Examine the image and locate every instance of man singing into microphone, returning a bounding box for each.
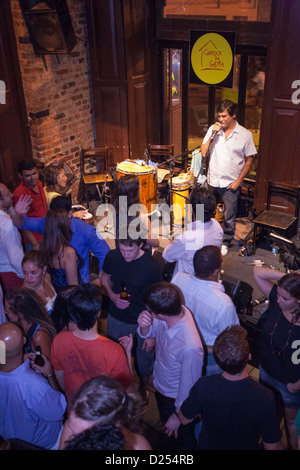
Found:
[201,99,257,256]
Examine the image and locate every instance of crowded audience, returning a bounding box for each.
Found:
[0,168,300,452]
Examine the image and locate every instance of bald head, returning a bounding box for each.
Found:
[0,322,24,362]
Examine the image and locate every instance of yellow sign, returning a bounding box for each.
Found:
[190,32,235,86]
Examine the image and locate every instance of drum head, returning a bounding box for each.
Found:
[172,173,190,188]
[117,161,153,175]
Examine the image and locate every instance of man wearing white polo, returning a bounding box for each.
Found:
[201,99,257,256]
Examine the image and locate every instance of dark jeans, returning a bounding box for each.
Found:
[107,314,154,379]
[155,391,197,450]
[209,185,241,245]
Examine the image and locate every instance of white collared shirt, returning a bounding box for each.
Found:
[172,272,239,347]
[138,306,204,408]
[203,121,257,188]
[0,210,24,278]
[162,218,223,278]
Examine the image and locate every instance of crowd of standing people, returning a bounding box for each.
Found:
[0,99,300,451]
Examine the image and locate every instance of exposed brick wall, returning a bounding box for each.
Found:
[10,0,95,202]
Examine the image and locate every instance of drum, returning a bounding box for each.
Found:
[72,204,94,224]
[117,160,157,214]
[171,173,190,225]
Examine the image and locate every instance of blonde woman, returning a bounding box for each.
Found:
[22,250,56,314]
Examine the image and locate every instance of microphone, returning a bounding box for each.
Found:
[210,129,219,141]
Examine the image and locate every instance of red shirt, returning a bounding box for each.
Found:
[51,331,133,404]
[13,180,47,243]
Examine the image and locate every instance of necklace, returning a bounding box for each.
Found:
[269,311,295,357]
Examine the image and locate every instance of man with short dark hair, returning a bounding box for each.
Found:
[51,284,132,404]
[101,232,162,403]
[12,159,47,250]
[179,325,283,450]
[162,186,223,278]
[137,282,203,449]
[201,99,257,256]
[172,245,239,375]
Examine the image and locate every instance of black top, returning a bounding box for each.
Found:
[102,248,162,324]
[259,285,300,384]
[180,374,282,450]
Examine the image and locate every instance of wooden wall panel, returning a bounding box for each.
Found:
[123,0,157,157]
[0,0,32,188]
[85,0,129,164]
[255,0,300,212]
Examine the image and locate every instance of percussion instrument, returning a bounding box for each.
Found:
[171,173,191,225]
[116,160,157,214]
[72,204,94,224]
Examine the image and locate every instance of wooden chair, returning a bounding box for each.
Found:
[80,147,113,207]
[147,144,174,163]
[253,181,300,251]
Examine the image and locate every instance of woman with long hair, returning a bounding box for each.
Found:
[21,250,56,314]
[43,164,87,219]
[253,266,300,450]
[4,288,56,359]
[59,375,151,450]
[40,208,83,292]
[43,165,68,209]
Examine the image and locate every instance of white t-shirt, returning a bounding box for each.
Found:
[203,121,257,188]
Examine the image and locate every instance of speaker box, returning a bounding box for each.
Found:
[221,273,260,368]
[220,273,253,315]
[19,0,76,54]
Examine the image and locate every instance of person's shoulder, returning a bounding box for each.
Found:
[12,184,25,197]
[52,330,72,345]
[141,250,160,267]
[96,335,124,352]
[63,245,77,258]
[172,271,191,284]
[236,122,254,138]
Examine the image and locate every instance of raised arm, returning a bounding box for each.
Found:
[11,194,32,226]
[253,266,285,299]
[200,122,222,158]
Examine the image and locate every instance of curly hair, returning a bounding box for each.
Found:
[43,165,65,192]
[213,325,250,375]
[63,424,124,450]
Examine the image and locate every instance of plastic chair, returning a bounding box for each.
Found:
[253,181,300,251]
[80,147,113,207]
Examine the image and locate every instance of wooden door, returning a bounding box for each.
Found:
[85,0,129,166]
[254,0,300,212]
[85,0,157,166]
[0,0,32,189]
